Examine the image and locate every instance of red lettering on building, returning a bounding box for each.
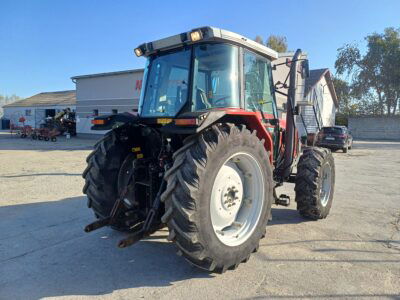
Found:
[135,80,142,90]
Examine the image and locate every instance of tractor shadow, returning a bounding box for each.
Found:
[0,196,211,299]
[269,207,311,225]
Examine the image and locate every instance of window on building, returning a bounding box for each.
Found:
[112,109,118,115]
[93,109,99,116]
[25,109,32,116]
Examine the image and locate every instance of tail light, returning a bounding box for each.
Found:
[91,119,105,125]
[338,134,346,138]
[175,118,198,126]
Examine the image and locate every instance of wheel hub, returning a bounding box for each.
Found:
[222,186,240,209]
[211,164,244,228]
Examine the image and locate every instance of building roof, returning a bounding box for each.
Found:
[3,90,76,108]
[71,68,144,80]
[305,68,338,107]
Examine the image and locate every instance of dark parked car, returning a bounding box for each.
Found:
[316,126,353,153]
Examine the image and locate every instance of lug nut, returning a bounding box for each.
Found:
[244,198,252,206]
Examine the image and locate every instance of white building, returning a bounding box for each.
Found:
[272,52,308,115]
[2,90,76,128]
[271,54,338,137]
[71,69,144,136]
[299,68,338,136]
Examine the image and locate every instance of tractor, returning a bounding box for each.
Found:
[83,27,335,273]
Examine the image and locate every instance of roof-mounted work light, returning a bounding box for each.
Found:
[189,30,203,42]
[134,47,143,57]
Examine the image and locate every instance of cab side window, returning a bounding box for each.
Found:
[243,51,276,115]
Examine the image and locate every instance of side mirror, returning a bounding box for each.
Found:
[301,59,310,79]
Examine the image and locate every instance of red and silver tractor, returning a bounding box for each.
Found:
[83,27,335,273]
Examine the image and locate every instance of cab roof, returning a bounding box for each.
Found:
[137,26,278,61]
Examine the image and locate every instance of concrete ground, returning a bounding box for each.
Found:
[0,131,399,299]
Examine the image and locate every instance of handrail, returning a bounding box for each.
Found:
[300,88,323,134]
[311,89,323,131]
[299,112,309,135]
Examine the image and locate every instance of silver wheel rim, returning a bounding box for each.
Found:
[210,152,264,247]
[320,162,332,207]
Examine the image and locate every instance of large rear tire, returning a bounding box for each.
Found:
[161,123,273,273]
[82,130,131,231]
[295,147,335,220]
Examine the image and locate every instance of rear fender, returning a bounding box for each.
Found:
[161,110,274,162]
[223,112,274,162]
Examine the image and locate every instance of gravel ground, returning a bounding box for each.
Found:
[0,131,399,299]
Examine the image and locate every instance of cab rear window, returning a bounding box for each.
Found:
[322,127,344,134]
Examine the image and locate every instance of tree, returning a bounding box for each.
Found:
[332,77,357,115]
[0,94,21,117]
[254,35,288,53]
[255,35,264,45]
[335,27,400,115]
[266,35,288,53]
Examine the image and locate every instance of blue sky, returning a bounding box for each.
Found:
[1,0,399,98]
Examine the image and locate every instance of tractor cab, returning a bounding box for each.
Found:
[136,27,279,125]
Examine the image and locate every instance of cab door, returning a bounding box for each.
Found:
[243,50,280,158]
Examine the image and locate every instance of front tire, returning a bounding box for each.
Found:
[295,147,335,220]
[161,124,273,273]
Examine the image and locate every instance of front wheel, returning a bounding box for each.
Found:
[295,147,335,220]
[161,123,273,273]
